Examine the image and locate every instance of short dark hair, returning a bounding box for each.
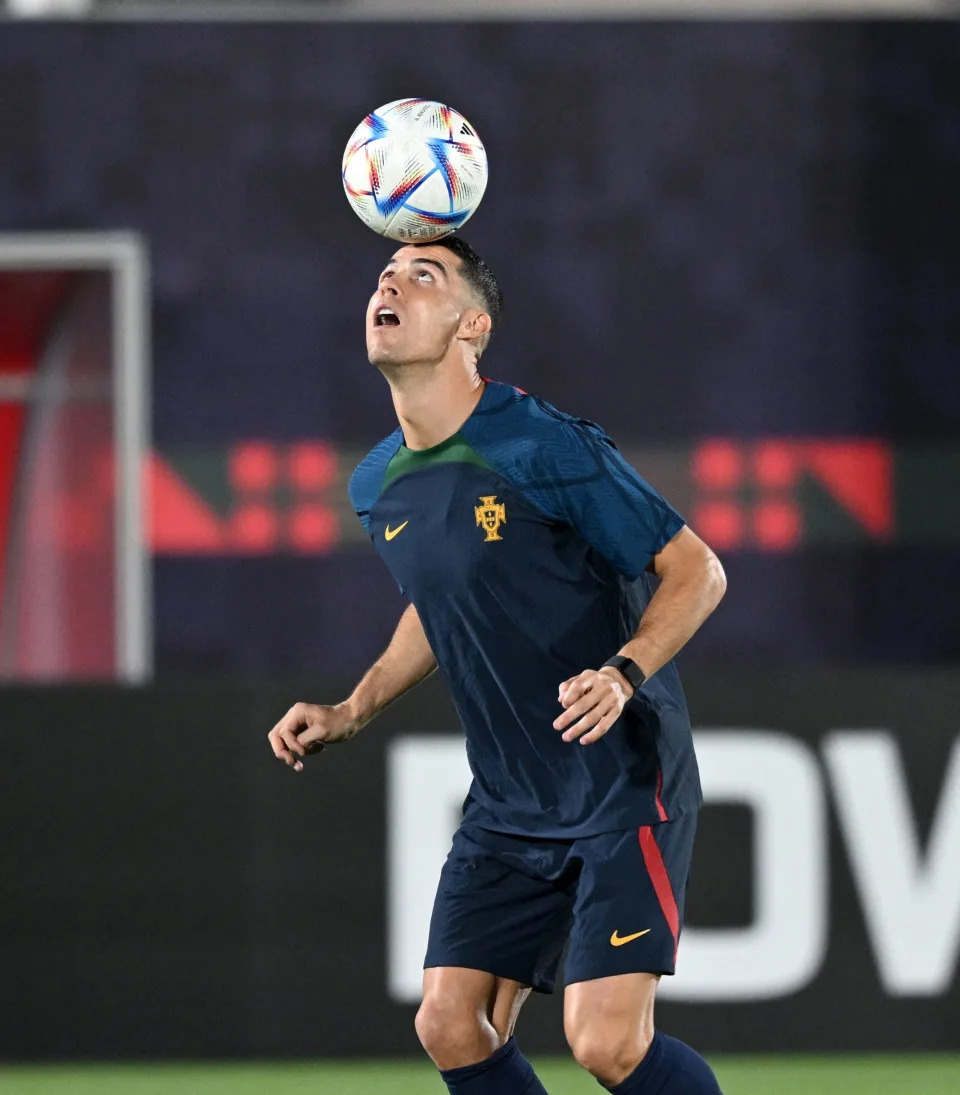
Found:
[417,236,503,336]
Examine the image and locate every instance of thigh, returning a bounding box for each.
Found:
[563,970,658,1044]
[424,825,576,993]
[563,811,698,986]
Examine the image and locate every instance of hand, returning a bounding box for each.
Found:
[267,701,360,773]
[553,667,634,745]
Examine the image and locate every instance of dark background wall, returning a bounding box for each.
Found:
[1,21,959,675]
[2,672,957,1058]
[2,20,959,1061]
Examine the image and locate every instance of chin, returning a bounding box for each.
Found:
[368,345,399,367]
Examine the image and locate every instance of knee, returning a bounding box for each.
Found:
[415,995,491,1067]
[415,995,467,1057]
[566,1023,653,1086]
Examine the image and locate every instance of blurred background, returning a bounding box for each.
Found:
[0,0,958,1092]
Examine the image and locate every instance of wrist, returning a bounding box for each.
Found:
[337,697,366,733]
[598,664,635,699]
[601,654,646,697]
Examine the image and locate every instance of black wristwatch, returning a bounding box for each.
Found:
[602,655,646,694]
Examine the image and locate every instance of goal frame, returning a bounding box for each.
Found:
[0,231,152,683]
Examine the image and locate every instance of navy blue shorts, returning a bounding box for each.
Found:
[424,812,698,992]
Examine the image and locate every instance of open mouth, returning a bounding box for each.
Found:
[374,307,401,327]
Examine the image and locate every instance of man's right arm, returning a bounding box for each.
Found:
[267,602,437,772]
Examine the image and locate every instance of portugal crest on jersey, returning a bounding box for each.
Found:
[475,495,506,541]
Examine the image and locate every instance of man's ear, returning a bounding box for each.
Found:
[457,309,492,343]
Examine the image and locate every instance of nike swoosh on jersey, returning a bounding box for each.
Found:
[384,521,409,541]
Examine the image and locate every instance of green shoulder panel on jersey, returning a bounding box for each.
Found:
[381,432,493,493]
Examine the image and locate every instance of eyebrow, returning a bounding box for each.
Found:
[382,256,448,277]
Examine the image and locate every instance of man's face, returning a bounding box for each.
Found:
[366,244,473,368]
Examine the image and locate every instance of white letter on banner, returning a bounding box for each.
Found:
[387,735,471,1003]
[824,732,960,996]
[661,731,828,1002]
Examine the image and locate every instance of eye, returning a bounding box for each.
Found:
[417,270,434,282]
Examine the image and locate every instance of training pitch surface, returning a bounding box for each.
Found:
[0,1056,957,1094]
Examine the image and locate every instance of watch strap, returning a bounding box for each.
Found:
[602,654,646,691]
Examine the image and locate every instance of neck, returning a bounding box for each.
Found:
[386,361,486,450]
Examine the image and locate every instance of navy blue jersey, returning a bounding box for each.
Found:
[349,381,702,837]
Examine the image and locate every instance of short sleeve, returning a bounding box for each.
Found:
[348,428,403,536]
[528,420,685,579]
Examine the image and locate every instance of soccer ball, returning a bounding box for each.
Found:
[341,98,488,243]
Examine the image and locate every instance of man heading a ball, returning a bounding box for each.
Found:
[268,237,726,1095]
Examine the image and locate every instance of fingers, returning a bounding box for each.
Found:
[578,708,621,745]
[268,703,309,772]
[557,675,588,708]
[559,697,617,742]
[268,735,303,771]
[554,670,626,744]
[279,728,306,771]
[557,676,578,705]
[554,675,599,730]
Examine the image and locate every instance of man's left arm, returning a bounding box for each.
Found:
[554,525,726,744]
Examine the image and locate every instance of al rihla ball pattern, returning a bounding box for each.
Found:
[342,98,488,243]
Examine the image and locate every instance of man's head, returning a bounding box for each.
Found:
[366,236,503,371]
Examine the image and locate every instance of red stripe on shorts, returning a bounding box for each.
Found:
[655,767,669,822]
[639,825,680,960]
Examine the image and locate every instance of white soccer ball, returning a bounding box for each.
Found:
[341,98,488,243]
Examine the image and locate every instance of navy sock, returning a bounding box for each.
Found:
[439,1036,548,1094]
[604,1030,722,1094]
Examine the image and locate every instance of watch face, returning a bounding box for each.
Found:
[606,655,643,687]
[620,659,645,688]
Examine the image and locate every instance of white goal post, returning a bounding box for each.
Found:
[0,231,151,683]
